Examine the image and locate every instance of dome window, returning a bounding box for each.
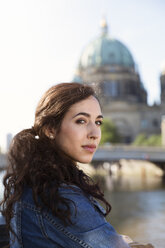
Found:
[109,53,115,59]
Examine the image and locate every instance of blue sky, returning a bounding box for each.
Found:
[0,0,165,151]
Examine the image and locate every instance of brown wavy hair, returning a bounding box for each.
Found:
[0,82,111,236]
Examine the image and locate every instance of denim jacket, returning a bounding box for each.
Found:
[10,185,130,248]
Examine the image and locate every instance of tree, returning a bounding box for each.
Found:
[133,133,147,146]
[100,118,121,145]
[133,133,161,146]
[146,134,161,146]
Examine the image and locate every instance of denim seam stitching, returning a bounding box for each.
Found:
[17,201,23,248]
[36,211,50,240]
[21,202,41,212]
[43,212,92,248]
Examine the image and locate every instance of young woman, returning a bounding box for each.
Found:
[0,82,130,248]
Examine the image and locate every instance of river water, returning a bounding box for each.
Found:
[0,171,165,248]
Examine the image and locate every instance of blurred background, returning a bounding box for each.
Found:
[0,0,165,247]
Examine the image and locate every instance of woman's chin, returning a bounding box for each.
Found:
[77,157,93,164]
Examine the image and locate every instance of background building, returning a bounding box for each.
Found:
[6,133,12,151]
[73,19,164,143]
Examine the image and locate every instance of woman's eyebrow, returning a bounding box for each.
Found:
[72,112,103,119]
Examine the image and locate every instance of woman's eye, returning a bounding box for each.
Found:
[76,119,86,124]
[96,120,102,126]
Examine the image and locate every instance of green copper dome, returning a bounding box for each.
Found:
[79,20,135,69]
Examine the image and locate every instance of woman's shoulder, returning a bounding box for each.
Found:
[58,183,83,194]
[20,184,84,207]
[21,184,82,199]
[20,184,106,219]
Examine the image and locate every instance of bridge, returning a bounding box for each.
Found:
[93,145,165,165]
[92,146,165,174]
[1,145,165,169]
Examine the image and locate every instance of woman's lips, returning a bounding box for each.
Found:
[82,145,96,153]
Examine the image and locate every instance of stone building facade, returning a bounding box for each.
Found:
[73,19,165,143]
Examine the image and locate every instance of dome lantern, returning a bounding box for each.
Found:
[100,17,108,37]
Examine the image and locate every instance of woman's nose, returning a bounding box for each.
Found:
[87,123,101,140]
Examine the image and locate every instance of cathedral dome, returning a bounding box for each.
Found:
[79,20,135,70]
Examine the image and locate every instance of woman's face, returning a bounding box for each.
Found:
[54,96,102,163]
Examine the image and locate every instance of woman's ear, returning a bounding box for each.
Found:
[44,128,56,139]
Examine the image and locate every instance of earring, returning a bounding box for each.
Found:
[49,134,54,139]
